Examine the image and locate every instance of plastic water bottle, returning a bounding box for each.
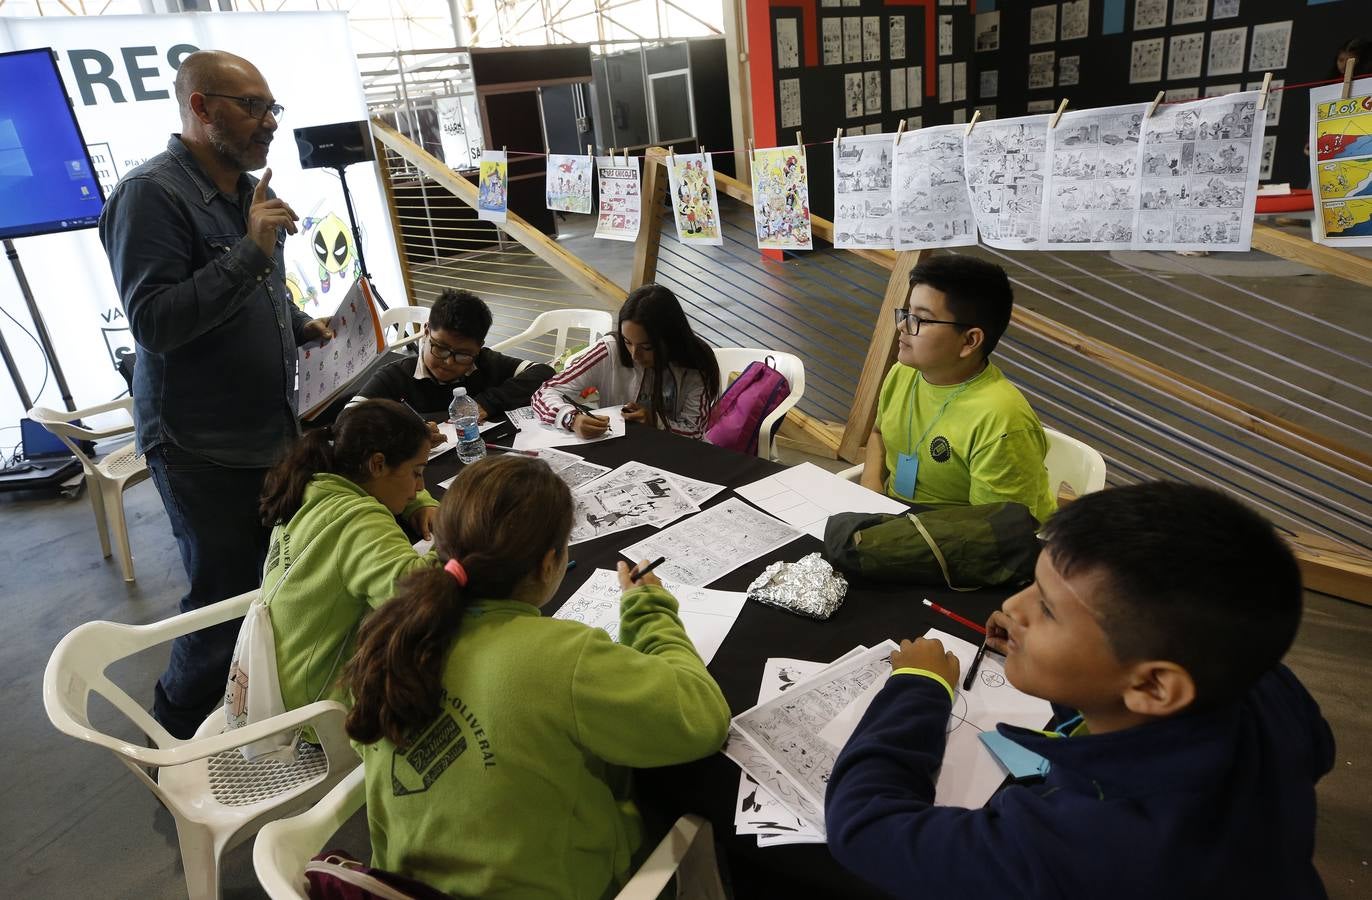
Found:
[449,387,485,465]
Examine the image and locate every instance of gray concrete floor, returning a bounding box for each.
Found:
[3,226,1370,897]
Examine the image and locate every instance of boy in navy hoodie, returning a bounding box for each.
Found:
[825,482,1334,900]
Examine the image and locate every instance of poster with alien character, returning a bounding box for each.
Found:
[296,277,385,419]
[301,211,359,294]
[666,152,724,246]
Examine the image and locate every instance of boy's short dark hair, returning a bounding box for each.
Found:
[908,256,1014,357]
[428,289,492,343]
[1041,482,1302,710]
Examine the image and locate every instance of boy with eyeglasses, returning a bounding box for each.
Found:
[861,255,1056,523]
[351,289,553,438]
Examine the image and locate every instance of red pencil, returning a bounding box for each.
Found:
[922,598,988,636]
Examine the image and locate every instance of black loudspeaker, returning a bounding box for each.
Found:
[293,121,375,170]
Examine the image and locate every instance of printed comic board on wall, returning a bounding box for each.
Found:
[0,12,403,433]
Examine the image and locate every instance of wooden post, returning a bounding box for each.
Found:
[631,147,669,290]
[372,135,418,306]
[1251,223,1372,290]
[837,249,927,463]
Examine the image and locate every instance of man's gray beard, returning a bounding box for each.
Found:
[207,127,251,173]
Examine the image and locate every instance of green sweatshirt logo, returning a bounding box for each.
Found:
[392,713,467,796]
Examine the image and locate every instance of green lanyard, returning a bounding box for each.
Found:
[906,372,973,458]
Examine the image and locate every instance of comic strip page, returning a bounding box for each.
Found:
[476,149,508,223]
[1309,77,1372,246]
[776,18,799,69]
[822,18,841,66]
[1249,20,1292,72]
[667,152,723,246]
[1060,0,1089,41]
[1138,91,1266,251]
[1208,26,1247,77]
[569,461,700,545]
[964,115,1050,249]
[620,497,802,587]
[296,278,383,418]
[833,132,895,248]
[752,145,814,250]
[1043,103,1148,249]
[1130,37,1163,84]
[893,124,978,249]
[546,154,593,214]
[1167,32,1205,81]
[594,155,642,241]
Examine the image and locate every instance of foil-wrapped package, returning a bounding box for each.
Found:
[747,552,848,620]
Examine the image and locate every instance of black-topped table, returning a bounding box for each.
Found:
[426,425,1011,899]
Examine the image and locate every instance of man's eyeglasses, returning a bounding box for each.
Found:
[426,337,477,365]
[893,308,972,335]
[203,93,285,122]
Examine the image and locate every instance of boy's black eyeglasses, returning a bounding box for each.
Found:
[893,308,972,335]
[203,93,285,122]
[426,338,477,365]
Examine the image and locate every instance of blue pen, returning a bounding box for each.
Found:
[566,560,577,572]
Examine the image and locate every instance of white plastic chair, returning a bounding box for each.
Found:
[491,308,615,362]
[379,304,430,352]
[712,347,806,460]
[43,590,359,900]
[1043,426,1107,499]
[28,398,150,582]
[255,764,725,900]
[838,428,1107,501]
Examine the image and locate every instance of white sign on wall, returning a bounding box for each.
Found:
[0,11,404,431]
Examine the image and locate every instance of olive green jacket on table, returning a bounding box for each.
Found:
[360,584,731,900]
[264,473,438,712]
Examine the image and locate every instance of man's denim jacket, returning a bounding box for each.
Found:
[99,135,312,467]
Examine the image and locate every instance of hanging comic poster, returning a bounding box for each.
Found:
[1060,0,1089,41]
[1249,21,1292,72]
[844,72,864,119]
[1214,0,1240,18]
[975,11,1000,52]
[1168,32,1205,82]
[546,153,593,214]
[780,78,802,128]
[822,18,842,66]
[889,15,906,60]
[752,145,813,251]
[476,149,508,223]
[1043,103,1147,250]
[296,278,384,419]
[862,16,881,62]
[980,69,999,99]
[1133,0,1166,31]
[907,66,922,108]
[666,152,723,246]
[843,17,861,65]
[1172,0,1207,26]
[1060,56,1080,87]
[833,132,895,249]
[938,15,953,56]
[865,70,883,115]
[891,67,907,110]
[939,63,953,104]
[1029,4,1056,45]
[776,18,800,70]
[963,115,1050,249]
[1208,26,1247,77]
[1138,91,1266,251]
[954,62,967,103]
[594,155,642,241]
[893,124,978,249]
[1029,51,1056,90]
[1309,76,1372,246]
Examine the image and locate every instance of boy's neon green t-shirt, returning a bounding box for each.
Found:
[876,361,1057,523]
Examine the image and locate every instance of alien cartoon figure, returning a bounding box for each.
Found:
[303,212,360,293]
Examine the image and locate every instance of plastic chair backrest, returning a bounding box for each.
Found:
[1044,427,1107,498]
[379,305,429,351]
[492,308,615,360]
[254,766,367,900]
[27,398,137,472]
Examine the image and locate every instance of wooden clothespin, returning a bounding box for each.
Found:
[835,127,842,150]
[669,145,676,166]
[1342,56,1358,100]
[1257,72,1273,111]
[964,109,981,136]
[747,137,755,158]
[1050,98,1069,129]
[1146,91,1165,118]
[586,143,592,160]
[701,146,707,164]
[895,118,906,144]
[795,130,803,149]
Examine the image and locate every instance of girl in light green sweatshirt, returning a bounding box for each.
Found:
[256,399,439,713]
[342,454,731,900]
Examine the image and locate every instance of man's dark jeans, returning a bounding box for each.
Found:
[147,444,271,739]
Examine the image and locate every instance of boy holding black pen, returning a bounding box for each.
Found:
[825,483,1334,899]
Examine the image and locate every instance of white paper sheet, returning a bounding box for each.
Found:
[569,461,700,545]
[620,497,802,587]
[1042,103,1148,250]
[551,568,745,665]
[295,279,384,418]
[546,153,593,214]
[594,156,642,242]
[964,115,1050,249]
[531,446,611,491]
[822,18,842,66]
[1137,91,1266,251]
[1129,37,1163,84]
[833,132,895,249]
[892,123,979,249]
[1208,26,1247,77]
[509,405,626,451]
[666,152,724,246]
[734,462,907,540]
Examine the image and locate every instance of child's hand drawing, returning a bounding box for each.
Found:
[890,637,960,688]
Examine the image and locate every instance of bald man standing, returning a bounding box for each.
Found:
[99,51,332,738]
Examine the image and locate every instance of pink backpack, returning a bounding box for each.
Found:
[705,357,791,455]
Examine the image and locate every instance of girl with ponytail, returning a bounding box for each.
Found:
[343,454,730,900]
[256,399,438,714]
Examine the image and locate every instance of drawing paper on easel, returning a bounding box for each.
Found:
[296,277,384,419]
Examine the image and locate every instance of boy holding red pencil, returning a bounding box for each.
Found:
[825,482,1333,898]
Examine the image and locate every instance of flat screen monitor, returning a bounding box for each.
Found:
[0,48,105,240]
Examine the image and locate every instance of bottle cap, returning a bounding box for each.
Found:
[452,387,468,398]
